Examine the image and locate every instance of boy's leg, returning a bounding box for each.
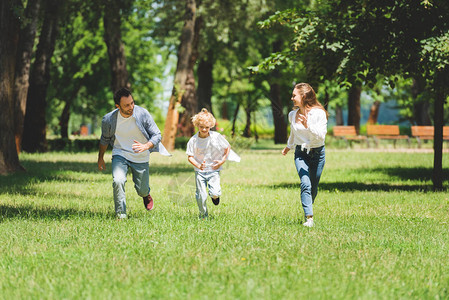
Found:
[112,155,129,217]
[207,171,221,199]
[195,172,209,217]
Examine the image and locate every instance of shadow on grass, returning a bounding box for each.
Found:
[1,160,191,196]
[19,160,191,175]
[263,166,449,192]
[349,166,449,182]
[0,204,112,221]
[269,182,437,192]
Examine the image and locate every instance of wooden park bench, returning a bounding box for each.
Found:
[411,126,449,148]
[332,126,369,148]
[367,124,410,148]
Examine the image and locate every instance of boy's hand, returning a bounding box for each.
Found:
[212,160,224,170]
[199,160,206,170]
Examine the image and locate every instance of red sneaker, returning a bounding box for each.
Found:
[143,194,154,211]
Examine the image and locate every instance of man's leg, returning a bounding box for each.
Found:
[112,155,129,217]
[129,161,152,210]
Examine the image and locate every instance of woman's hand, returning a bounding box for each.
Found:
[282,147,290,156]
[296,112,308,128]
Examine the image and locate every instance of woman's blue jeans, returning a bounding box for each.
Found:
[111,155,150,216]
[294,145,325,217]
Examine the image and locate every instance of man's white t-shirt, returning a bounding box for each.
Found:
[112,112,149,163]
[186,131,231,172]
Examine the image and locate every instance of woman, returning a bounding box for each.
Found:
[282,83,328,227]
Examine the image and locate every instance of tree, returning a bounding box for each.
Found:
[161,0,197,150]
[22,0,63,153]
[0,0,24,174]
[13,0,42,153]
[259,0,449,189]
[103,0,132,92]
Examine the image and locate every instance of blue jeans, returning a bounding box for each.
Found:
[195,171,221,217]
[111,155,150,216]
[294,145,325,217]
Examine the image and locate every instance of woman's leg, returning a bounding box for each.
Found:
[310,146,325,203]
[294,147,313,217]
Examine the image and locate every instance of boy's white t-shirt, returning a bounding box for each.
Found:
[112,112,149,163]
[186,131,231,172]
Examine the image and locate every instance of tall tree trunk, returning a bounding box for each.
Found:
[22,0,61,153]
[162,0,196,150]
[253,111,259,142]
[367,100,381,124]
[347,84,362,134]
[335,104,344,125]
[178,16,202,137]
[412,77,431,125]
[60,101,71,139]
[0,0,24,174]
[432,71,446,190]
[231,102,240,137]
[14,0,42,154]
[60,85,81,139]
[221,102,229,120]
[243,100,252,138]
[269,40,287,144]
[103,0,130,92]
[197,49,213,113]
[269,73,287,144]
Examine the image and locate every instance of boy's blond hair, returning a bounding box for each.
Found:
[191,108,216,128]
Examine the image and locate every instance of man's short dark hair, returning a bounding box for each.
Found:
[114,88,132,105]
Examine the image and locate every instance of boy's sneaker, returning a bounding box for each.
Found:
[118,213,127,220]
[143,194,154,211]
[303,218,314,227]
[212,197,220,205]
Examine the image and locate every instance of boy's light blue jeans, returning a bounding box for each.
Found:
[294,145,325,217]
[112,155,150,216]
[195,171,221,217]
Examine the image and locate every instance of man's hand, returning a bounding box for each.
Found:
[132,140,154,153]
[199,160,206,170]
[282,147,290,156]
[98,157,106,171]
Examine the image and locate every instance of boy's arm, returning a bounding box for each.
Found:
[212,146,230,170]
[188,156,206,170]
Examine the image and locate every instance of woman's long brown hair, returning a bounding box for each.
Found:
[295,83,329,119]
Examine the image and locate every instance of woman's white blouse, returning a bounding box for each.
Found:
[287,108,327,152]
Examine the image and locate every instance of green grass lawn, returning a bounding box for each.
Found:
[0,147,448,299]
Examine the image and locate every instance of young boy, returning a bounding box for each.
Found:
[186,108,235,218]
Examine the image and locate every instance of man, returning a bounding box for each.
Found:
[98,88,162,219]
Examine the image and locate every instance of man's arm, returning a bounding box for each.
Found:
[132,140,154,153]
[98,143,108,171]
[143,109,162,147]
